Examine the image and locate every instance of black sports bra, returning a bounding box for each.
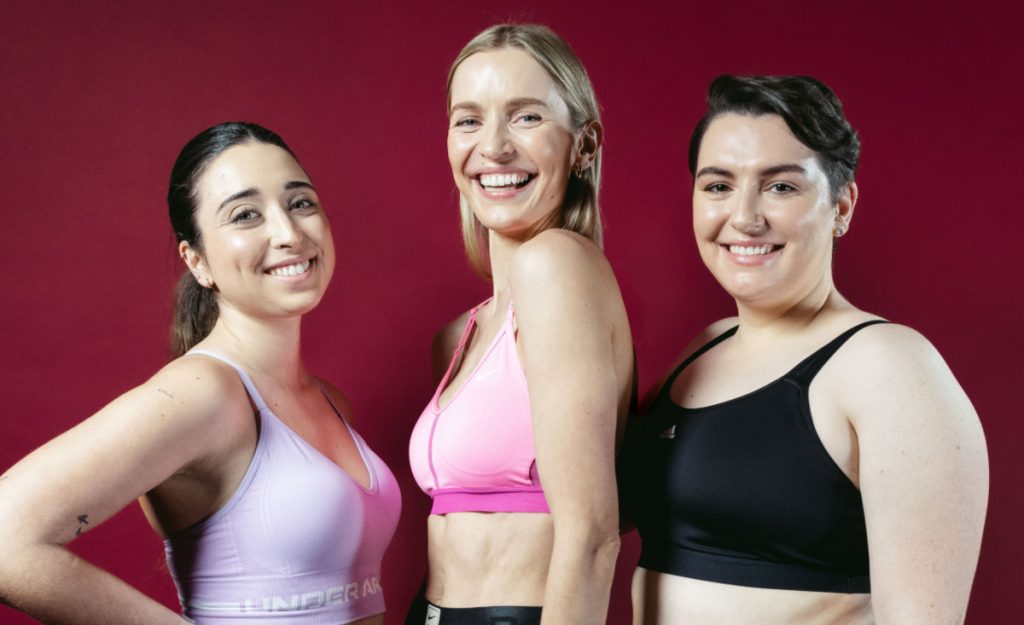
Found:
[621,320,887,593]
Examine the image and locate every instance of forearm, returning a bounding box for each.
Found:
[539,530,620,625]
[0,542,186,625]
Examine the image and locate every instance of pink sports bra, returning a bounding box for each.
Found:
[408,299,549,515]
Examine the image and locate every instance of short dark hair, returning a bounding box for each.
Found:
[688,75,860,202]
[167,122,296,357]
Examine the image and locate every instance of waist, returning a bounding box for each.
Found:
[639,544,869,593]
[427,513,553,606]
[633,568,873,625]
[171,563,386,623]
[430,487,549,515]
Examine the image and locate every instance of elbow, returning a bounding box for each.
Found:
[554,515,621,571]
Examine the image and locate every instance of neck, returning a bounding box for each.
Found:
[487,230,523,302]
[202,303,306,387]
[733,277,850,339]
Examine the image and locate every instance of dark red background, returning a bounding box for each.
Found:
[1,2,1020,623]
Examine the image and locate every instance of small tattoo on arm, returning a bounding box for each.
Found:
[75,514,90,536]
[157,388,174,399]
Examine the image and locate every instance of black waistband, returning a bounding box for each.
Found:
[640,545,870,594]
[425,602,542,625]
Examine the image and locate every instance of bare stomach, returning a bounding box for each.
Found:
[632,568,873,625]
[426,512,553,607]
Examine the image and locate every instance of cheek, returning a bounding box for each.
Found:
[447,133,471,171]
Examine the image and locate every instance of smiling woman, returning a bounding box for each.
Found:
[0,122,401,625]
[406,24,634,625]
[621,76,988,625]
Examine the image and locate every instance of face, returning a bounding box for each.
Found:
[692,114,853,309]
[447,47,581,240]
[183,141,335,320]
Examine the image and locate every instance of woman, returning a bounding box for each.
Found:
[0,122,401,625]
[623,75,989,625]
[407,24,634,625]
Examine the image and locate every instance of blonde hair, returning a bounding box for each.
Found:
[446,23,603,280]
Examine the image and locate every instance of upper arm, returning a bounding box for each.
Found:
[0,357,248,548]
[841,325,988,623]
[510,231,625,532]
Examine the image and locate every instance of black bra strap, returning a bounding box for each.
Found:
[656,326,739,402]
[788,320,890,385]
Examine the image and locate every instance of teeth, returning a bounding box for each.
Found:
[729,244,775,256]
[269,259,311,277]
[479,172,530,188]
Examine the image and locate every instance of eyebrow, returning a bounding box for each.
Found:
[760,164,807,177]
[449,97,551,115]
[694,163,808,179]
[217,181,315,213]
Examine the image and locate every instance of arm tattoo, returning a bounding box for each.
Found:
[75,514,90,536]
[157,388,174,399]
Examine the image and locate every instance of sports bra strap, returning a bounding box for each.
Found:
[658,326,739,402]
[787,320,890,385]
[186,349,268,413]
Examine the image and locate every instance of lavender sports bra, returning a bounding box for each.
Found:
[165,350,402,624]
[408,300,549,515]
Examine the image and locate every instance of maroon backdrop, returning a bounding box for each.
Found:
[1,1,1020,623]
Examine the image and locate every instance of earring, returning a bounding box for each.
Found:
[833,220,848,238]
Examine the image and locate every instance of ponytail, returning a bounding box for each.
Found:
[170,271,219,358]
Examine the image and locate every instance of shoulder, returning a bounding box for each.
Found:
[510,229,610,285]
[672,317,739,368]
[830,322,950,382]
[312,377,356,424]
[509,229,617,309]
[141,354,256,444]
[827,322,979,430]
[643,317,738,406]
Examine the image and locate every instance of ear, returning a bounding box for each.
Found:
[179,240,213,288]
[574,119,604,172]
[834,181,858,235]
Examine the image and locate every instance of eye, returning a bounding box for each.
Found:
[766,181,797,194]
[452,116,481,130]
[230,208,260,224]
[513,112,543,126]
[703,182,731,194]
[290,197,318,212]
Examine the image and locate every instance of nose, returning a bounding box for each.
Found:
[480,121,514,161]
[730,188,767,235]
[266,205,302,247]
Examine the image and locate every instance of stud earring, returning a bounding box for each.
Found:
[833,221,848,238]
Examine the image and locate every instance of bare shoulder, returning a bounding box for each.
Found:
[671,317,739,369]
[830,322,952,382]
[143,354,256,444]
[313,376,355,423]
[642,317,739,406]
[510,228,612,289]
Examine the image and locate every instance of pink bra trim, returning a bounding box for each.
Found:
[409,299,550,515]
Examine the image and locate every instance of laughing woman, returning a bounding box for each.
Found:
[622,76,988,625]
[0,122,401,625]
[407,24,634,625]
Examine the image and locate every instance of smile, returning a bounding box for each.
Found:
[477,172,534,190]
[267,259,312,277]
[727,244,780,256]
